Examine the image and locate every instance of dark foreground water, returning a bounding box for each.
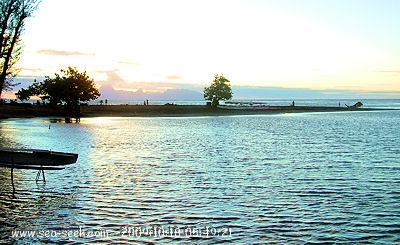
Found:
[1,110,400,244]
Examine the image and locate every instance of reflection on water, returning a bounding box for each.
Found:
[1,111,400,244]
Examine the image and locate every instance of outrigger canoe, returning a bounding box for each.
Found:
[0,148,78,167]
[0,148,78,191]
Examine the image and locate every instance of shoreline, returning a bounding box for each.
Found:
[0,104,397,119]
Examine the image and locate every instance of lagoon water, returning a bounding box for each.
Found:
[1,106,400,244]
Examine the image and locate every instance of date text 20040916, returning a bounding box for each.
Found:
[120,226,232,238]
[10,226,232,240]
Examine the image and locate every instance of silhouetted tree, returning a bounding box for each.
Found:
[16,67,100,116]
[0,0,40,98]
[204,74,233,107]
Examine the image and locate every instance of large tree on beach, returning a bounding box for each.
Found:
[0,0,40,98]
[16,67,100,116]
[204,74,233,107]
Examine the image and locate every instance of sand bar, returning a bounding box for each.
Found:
[0,103,394,119]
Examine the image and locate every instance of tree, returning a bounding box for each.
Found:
[16,67,101,116]
[0,0,40,98]
[204,74,233,107]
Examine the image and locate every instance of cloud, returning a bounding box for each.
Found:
[94,70,202,93]
[118,61,140,66]
[375,70,400,75]
[36,49,95,56]
[165,75,181,79]
[376,70,400,73]
[18,68,44,76]
[19,67,44,73]
[95,70,126,87]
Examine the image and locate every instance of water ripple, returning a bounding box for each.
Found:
[0,111,400,244]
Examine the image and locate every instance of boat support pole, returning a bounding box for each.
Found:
[35,168,46,183]
[42,169,46,182]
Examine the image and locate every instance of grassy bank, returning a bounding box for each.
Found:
[80,104,288,117]
[0,104,65,119]
[0,103,386,120]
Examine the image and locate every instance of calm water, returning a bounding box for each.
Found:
[1,109,400,244]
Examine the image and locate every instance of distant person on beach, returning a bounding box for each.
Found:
[105,99,108,105]
[146,99,149,105]
[291,101,295,107]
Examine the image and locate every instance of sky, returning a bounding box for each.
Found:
[10,0,400,98]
